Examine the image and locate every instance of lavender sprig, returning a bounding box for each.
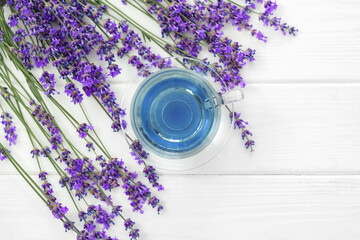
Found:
[231,111,255,151]
[0,112,17,146]
[0,36,161,240]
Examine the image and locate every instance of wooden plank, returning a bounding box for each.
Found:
[238,0,360,83]
[0,175,359,239]
[1,84,359,175]
[195,83,360,174]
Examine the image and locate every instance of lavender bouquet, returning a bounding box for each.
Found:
[0,0,296,239]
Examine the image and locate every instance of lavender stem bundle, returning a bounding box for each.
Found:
[0,45,164,238]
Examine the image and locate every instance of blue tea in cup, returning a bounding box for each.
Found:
[131,68,221,158]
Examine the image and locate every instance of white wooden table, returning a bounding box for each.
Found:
[1,0,360,239]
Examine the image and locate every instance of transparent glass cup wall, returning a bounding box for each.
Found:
[120,57,244,171]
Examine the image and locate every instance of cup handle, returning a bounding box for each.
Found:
[221,89,244,105]
[204,89,244,111]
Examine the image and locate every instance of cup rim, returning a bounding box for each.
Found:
[130,67,222,159]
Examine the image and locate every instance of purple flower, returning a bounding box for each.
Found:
[108,64,122,78]
[77,123,94,138]
[64,83,83,104]
[84,220,96,233]
[270,17,281,31]
[245,138,255,149]
[129,229,140,240]
[39,172,69,220]
[78,211,87,222]
[40,146,51,157]
[130,140,148,165]
[157,205,164,214]
[63,221,73,232]
[57,149,110,204]
[104,18,121,41]
[122,177,151,214]
[87,205,114,230]
[77,231,91,240]
[30,148,40,158]
[148,196,160,208]
[91,231,109,240]
[13,29,26,42]
[0,148,7,161]
[51,204,69,219]
[50,136,62,150]
[1,112,17,146]
[288,26,298,36]
[231,112,255,151]
[31,101,62,150]
[122,119,127,129]
[251,29,268,42]
[111,205,123,218]
[97,158,123,191]
[143,166,164,191]
[8,13,19,27]
[6,0,127,136]
[86,142,95,151]
[124,218,135,231]
[0,87,10,100]
[39,72,58,96]
[264,1,278,15]
[39,171,48,181]
[95,155,106,162]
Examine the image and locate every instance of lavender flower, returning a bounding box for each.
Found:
[231,112,255,151]
[87,205,114,230]
[38,171,48,181]
[8,13,18,27]
[148,196,160,209]
[30,100,62,150]
[251,29,268,42]
[0,87,10,100]
[143,166,164,191]
[129,229,140,240]
[130,140,148,165]
[40,146,51,157]
[111,205,123,218]
[30,148,40,158]
[64,83,83,104]
[39,71,58,96]
[259,1,298,35]
[86,142,95,151]
[0,148,7,161]
[83,220,96,233]
[1,112,17,146]
[122,178,151,214]
[124,218,135,230]
[108,64,122,78]
[157,205,164,214]
[77,123,94,138]
[96,157,155,214]
[63,221,74,232]
[264,1,278,15]
[8,0,127,133]
[38,171,69,219]
[13,29,26,42]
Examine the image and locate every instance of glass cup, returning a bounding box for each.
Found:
[120,57,244,171]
